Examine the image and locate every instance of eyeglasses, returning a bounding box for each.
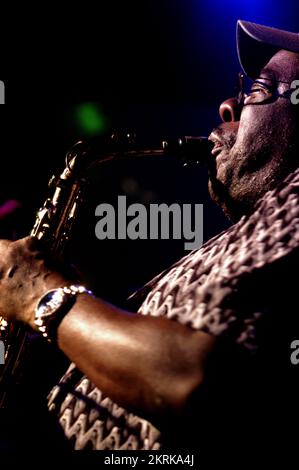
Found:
[237,72,294,106]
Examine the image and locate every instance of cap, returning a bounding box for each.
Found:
[237,20,299,77]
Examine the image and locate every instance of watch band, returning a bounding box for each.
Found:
[34,284,92,342]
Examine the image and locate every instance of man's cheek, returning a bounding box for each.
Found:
[234,115,258,149]
[238,105,262,136]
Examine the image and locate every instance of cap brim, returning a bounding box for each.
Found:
[237,20,299,77]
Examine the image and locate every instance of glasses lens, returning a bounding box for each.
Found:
[238,74,273,104]
[241,75,273,104]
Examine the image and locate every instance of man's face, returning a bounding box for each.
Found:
[208,50,299,221]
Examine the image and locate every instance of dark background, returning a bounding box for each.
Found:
[1,0,299,303]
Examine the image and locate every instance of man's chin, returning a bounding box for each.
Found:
[208,179,220,205]
[208,176,230,207]
[208,178,244,222]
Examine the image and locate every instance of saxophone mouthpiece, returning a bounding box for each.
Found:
[162,136,213,166]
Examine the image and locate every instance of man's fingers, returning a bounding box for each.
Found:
[0,239,13,252]
[0,236,41,254]
[14,236,42,252]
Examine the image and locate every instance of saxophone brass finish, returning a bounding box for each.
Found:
[0,134,212,409]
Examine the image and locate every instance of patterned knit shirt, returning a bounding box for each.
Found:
[47,168,299,450]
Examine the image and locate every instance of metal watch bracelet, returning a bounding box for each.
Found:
[34,285,93,342]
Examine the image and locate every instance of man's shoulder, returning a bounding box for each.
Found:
[137,166,299,310]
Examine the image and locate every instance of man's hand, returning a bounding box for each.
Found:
[0,238,217,426]
[0,236,69,328]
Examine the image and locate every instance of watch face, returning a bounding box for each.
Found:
[36,289,66,319]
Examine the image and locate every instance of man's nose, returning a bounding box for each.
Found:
[219,97,241,122]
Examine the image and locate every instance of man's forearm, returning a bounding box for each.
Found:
[55,292,216,425]
[0,236,216,427]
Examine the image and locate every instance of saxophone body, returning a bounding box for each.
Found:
[0,139,93,409]
[0,134,212,410]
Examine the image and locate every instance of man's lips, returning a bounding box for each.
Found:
[208,132,225,157]
[211,142,224,157]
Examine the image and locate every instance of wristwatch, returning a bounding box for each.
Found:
[34,284,92,342]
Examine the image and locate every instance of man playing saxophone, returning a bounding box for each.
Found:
[0,20,299,465]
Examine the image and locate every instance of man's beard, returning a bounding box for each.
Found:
[208,125,298,222]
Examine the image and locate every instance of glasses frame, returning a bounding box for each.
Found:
[237,72,294,107]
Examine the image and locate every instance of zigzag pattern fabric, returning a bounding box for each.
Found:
[47,168,299,449]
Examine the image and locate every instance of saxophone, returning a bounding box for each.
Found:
[0,133,212,409]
